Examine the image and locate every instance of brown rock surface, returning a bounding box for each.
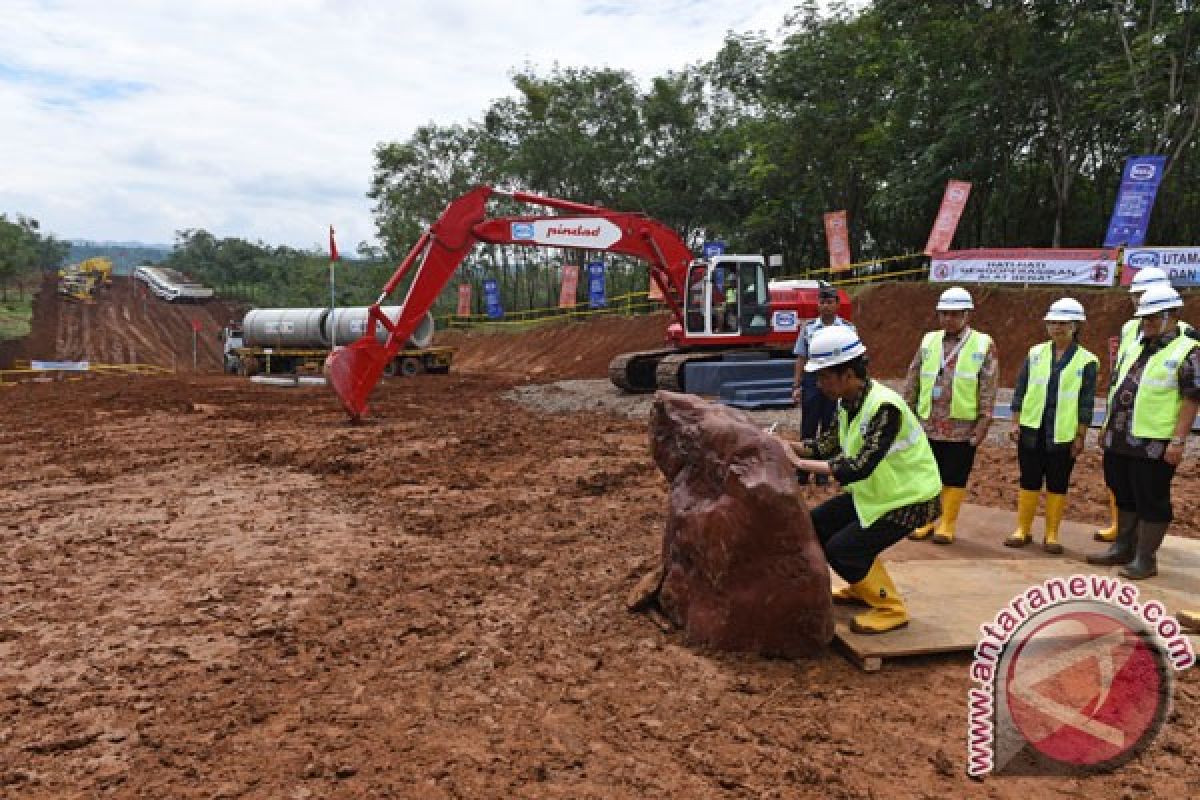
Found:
[649,391,834,657]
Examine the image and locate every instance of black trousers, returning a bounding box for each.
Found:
[1103,450,1176,523]
[800,376,837,440]
[1017,431,1076,494]
[811,492,911,584]
[929,439,977,488]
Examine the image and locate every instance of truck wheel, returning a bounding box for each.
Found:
[400,357,421,377]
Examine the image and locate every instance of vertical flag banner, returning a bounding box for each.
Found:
[483,279,504,319]
[328,225,340,346]
[823,210,851,271]
[1103,155,1168,247]
[559,264,580,308]
[456,284,472,317]
[587,261,606,309]
[925,180,972,254]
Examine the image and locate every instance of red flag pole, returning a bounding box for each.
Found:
[329,225,340,347]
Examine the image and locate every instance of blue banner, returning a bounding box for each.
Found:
[587,261,606,309]
[483,278,504,319]
[1103,155,1167,247]
[703,240,726,258]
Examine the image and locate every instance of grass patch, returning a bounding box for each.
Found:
[0,294,33,341]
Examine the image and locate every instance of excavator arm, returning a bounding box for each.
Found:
[325,185,696,419]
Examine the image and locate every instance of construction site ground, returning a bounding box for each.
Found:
[0,281,1197,798]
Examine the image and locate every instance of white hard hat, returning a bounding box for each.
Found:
[1129,266,1169,294]
[804,326,867,372]
[1044,297,1086,322]
[1134,284,1184,317]
[936,286,974,311]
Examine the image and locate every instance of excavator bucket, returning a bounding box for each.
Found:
[324,336,393,421]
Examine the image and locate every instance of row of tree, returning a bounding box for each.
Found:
[0,215,70,301]
[367,0,1200,315]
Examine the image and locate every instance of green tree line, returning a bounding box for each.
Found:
[0,214,70,301]
[369,0,1200,317]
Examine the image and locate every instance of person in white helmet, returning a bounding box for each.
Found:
[903,286,998,544]
[1087,284,1200,580]
[784,326,941,634]
[1094,266,1191,542]
[1004,298,1098,553]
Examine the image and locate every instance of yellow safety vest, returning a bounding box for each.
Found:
[1019,342,1099,444]
[1119,318,1192,365]
[916,329,992,420]
[839,382,942,527]
[1107,334,1199,439]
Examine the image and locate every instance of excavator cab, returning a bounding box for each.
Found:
[683,257,770,337]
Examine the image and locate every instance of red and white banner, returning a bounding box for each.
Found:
[924,180,972,254]
[456,284,472,316]
[559,264,580,307]
[824,210,851,272]
[930,249,1117,286]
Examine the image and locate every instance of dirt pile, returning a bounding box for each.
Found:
[0,274,245,370]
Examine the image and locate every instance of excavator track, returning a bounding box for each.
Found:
[608,348,676,393]
[655,351,730,393]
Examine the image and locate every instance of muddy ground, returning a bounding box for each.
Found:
[0,283,1197,798]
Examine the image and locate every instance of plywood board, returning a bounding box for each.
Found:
[831,550,1200,671]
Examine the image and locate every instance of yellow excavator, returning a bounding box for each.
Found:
[78,257,114,287]
[57,257,112,303]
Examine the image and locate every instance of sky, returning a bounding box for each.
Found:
[0,0,805,254]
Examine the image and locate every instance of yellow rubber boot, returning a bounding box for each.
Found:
[850,560,909,634]
[1004,489,1039,547]
[1043,492,1067,554]
[832,584,867,606]
[908,520,936,541]
[933,487,966,544]
[1178,610,1200,632]
[1094,490,1119,542]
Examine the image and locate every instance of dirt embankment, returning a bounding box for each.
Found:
[436,284,1179,386]
[0,274,245,370]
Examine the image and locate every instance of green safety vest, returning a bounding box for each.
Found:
[916,329,992,421]
[1118,318,1193,366]
[1107,333,1199,439]
[839,382,942,528]
[1019,342,1099,444]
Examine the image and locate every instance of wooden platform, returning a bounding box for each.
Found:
[831,504,1200,671]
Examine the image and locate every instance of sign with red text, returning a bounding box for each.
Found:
[931,249,1116,286]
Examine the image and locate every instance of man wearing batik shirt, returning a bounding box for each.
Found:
[1088,285,1200,580]
[903,287,998,544]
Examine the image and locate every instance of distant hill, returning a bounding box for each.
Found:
[67,240,174,275]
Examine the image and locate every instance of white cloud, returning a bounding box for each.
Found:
[0,0,800,251]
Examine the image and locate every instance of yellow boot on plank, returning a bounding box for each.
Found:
[1043,492,1067,555]
[1004,489,1039,547]
[1178,610,1200,632]
[933,487,966,544]
[1094,490,1119,542]
[832,584,867,606]
[908,521,936,541]
[849,560,909,634]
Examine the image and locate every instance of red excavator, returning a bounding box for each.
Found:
[326,186,845,419]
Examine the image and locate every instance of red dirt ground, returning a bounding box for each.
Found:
[0,284,1196,798]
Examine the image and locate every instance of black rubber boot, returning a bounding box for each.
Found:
[1087,511,1139,566]
[1119,521,1168,580]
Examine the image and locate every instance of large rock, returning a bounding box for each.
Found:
[646,391,834,657]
